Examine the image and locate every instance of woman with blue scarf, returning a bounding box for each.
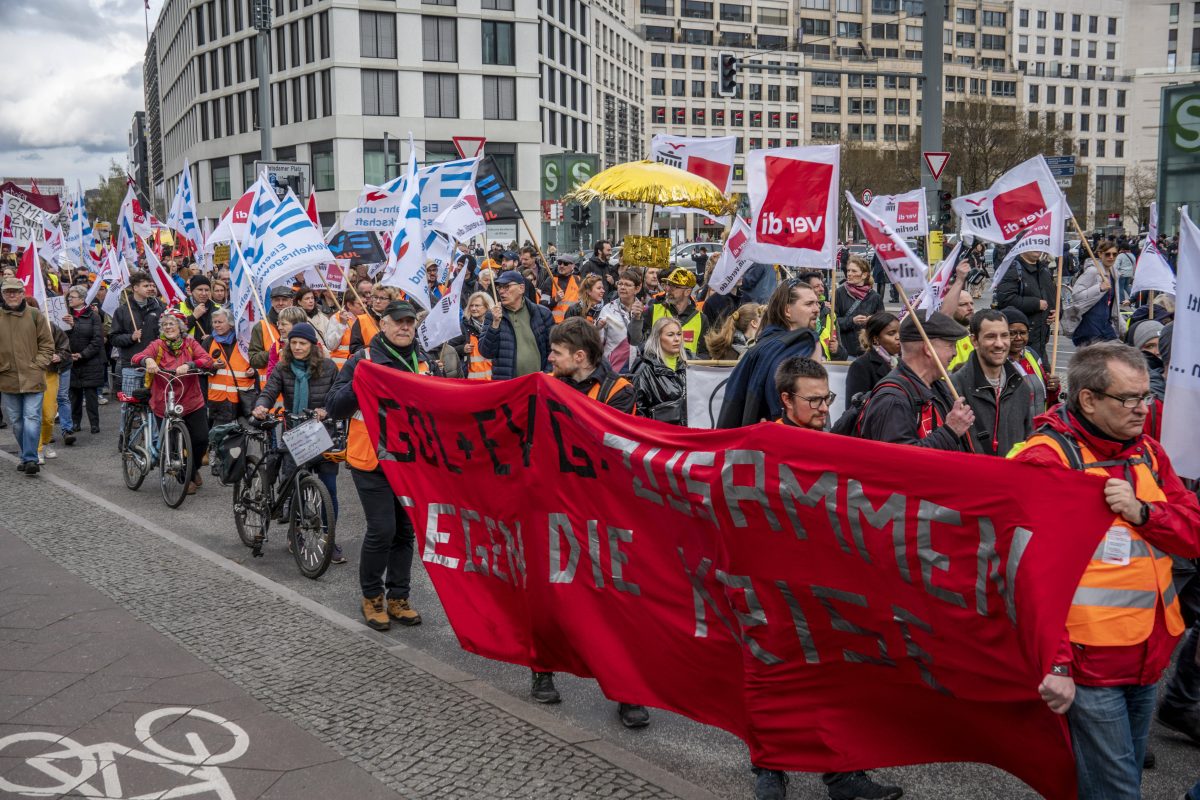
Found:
[253,322,346,565]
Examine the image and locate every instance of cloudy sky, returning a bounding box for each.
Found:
[0,0,149,192]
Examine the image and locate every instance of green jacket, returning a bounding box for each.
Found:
[0,302,55,394]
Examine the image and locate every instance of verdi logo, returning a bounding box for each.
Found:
[1170,93,1200,152]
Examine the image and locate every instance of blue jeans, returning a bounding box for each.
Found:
[1067,683,1157,800]
[1188,779,1200,800]
[1,392,44,463]
[56,367,73,433]
[1118,276,1132,305]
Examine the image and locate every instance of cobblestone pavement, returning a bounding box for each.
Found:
[3,371,1197,799]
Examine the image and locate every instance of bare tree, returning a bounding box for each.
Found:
[1123,164,1157,233]
[938,100,1076,194]
[838,140,921,239]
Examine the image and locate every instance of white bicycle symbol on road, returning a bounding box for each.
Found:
[0,707,249,799]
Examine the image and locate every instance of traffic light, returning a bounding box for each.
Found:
[571,205,582,225]
[580,206,591,226]
[939,191,953,224]
[718,52,740,98]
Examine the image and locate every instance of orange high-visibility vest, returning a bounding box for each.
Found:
[346,350,430,472]
[1017,433,1182,646]
[551,275,580,324]
[206,339,256,403]
[357,313,379,347]
[466,333,492,380]
[586,375,633,412]
[330,325,352,369]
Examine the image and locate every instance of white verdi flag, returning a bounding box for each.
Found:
[205,187,255,247]
[866,188,929,238]
[1161,210,1200,479]
[1130,241,1177,297]
[247,190,335,293]
[746,144,839,267]
[431,187,487,243]
[952,156,1066,258]
[989,223,1062,290]
[846,192,929,296]
[417,265,468,351]
[650,134,736,218]
[144,244,186,307]
[916,241,963,312]
[1148,201,1159,242]
[707,217,754,296]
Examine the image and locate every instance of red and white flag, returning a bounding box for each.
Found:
[650,134,736,194]
[707,217,754,296]
[866,188,928,238]
[846,191,929,296]
[916,241,963,312]
[144,242,185,307]
[1,195,16,246]
[205,187,255,247]
[306,192,320,228]
[16,238,48,311]
[952,156,1066,255]
[746,145,839,267]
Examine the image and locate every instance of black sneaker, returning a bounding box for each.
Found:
[826,771,903,800]
[16,461,27,472]
[1143,747,1156,769]
[63,431,76,446]
[23,462,39,477]
[617,702,650,729]
[530,671,561,704]
[1157,703,1200,746]
[753,769,788,800]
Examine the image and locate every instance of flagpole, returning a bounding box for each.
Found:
[520,216,553,287]
[1050,255,1066,375]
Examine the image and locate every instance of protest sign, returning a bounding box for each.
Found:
[707,217,754,296]
[1161,212,1200,479]
[353,367,1119,800]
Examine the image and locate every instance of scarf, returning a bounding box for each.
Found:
[213,328,237,346]
[289,360,310,414]
[71,305,90,319]
[874,344,898,368]
[305,306,320,319]
[160,335,184,354]
[845,282,871,301]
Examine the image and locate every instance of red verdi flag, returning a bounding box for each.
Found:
[747,144,839,267]
[352,366,1120,800]
[951,156,1066,258]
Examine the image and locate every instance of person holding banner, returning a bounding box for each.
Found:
[855,311,974,451]
[479,270,554,380]
[717,281,820,428]
[833,256,883,358]
[109,271,164,382]
[1012,342,1200,800]
[328,300,440,632]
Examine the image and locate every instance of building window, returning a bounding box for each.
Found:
[837,21,862,38]
[956,8,976,24]
[310,141,334,191]
[1169,3,1179,24]
[651,77,665,95]
[672,78,686,97]
[360,11,397,58]
[693,80,706,97]
[482,76,516,119]
[1088,15,1098,33]
[1029,84,1039,103]
[1046,85,1056,104]
[982,11,1006,27]
[681,0,712,17]
[683,27,714,45]
[488,142,517,189]
[425,141,459,165]
[652,106,665,123]
[1115,141,1124,158]
[640,0,673,14]
[211,158,231,201]
[424,73,458,117]
[757,6,786,24]
[363,141,387,186]
[650,52,665,67]
[801,18,831,37]
[1079,140,1089,157]
[482,0,514,8]
[811,95,840,114]
[1019,8,1028,27]
[423,17,457,62]
[361,69,399,115]
[482,20,514,65]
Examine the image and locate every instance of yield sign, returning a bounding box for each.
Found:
[923,151,950,181]
[453,136,487,159]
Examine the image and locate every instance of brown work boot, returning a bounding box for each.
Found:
[361,595,390,631]
[386,597,422,626]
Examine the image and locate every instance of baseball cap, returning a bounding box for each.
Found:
[270,286,293,299]
[381,300,417,321]
[1,277,24,291]
[495,270,525,287]
[899,310,968,343]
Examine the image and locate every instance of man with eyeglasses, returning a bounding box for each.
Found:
[753,355,904,800]
[1011,341,1200,800]
[349,284,396,353]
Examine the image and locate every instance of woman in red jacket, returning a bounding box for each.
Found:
[132,310,216,494]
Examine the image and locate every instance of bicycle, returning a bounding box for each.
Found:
[231,411,339,579]
[117,367,212,509]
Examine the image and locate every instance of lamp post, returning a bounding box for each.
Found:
[253,0,273,164]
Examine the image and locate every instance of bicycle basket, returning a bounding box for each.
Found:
[121,367,147,395]
[210,424,251,485]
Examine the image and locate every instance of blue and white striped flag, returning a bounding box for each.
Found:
[379,141,430,309]
[167,159,207,270]
[343,153,480,232]
[247,189,335,294]
[227,233,259,353]
[63,182,96,268]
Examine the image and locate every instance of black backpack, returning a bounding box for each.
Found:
[829,376,924,438]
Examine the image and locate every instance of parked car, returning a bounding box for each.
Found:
[672,241,718,272]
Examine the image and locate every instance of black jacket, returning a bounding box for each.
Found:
[65,307,107,388]
[255,357,339,413]
[556,359,635,414]
[994,257,1055,361]
[631,352,687,425]
[949,355,1032,456]
[327,334,441,423]
[580,255,617,294]
[845,347,893,401]
[856,360,967,452]
[109,295,164,364]
[833,285,884,357]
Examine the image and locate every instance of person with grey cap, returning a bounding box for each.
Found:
[248,285,295,369]
[855,310,975,451]
[0,276,55,474]
[1132,320,1165,400]
[479,270,553,380]
[950,309,1032,457]
[328,300,441,631]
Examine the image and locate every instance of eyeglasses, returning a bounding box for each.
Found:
[787,392,837,409]
[1100,252,1118,258]
[1095,391,1155,409]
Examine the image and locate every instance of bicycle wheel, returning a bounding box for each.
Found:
[289,472,336,579]
[233,456,271,550]
[159,418,193,509]
[120,411,149,491]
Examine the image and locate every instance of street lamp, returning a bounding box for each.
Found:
[253,0,272,163]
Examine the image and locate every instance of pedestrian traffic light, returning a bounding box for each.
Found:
[718,52,740,98]
[940,191,953,224]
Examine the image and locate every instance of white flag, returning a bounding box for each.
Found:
[1130,241,1176,297]
[206,187,255,248]
[144,243,186,306]
[417,265,468,351]
[916,241,963,313]
[379,142,431,309]
[1160,210,1200,479]
[990,218,1065,290]
[247,190,335,293]
[952,156,1066,261]
[650,134,736,219]
[707,217,754,296]
[746,145,839,267]
[432,188,487,243]
[846,191,929,296]
[866,188,929,238]
[343,156,480,232]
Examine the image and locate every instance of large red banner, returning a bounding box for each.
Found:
[354,366,1117,800]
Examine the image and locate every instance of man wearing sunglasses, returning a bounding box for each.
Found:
[1012,341,1200,800]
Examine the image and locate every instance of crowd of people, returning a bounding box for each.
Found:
[1,231,1197,800]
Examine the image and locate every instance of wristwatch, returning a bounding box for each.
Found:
[1051,664,1071,677]
[1138,502,1152,527]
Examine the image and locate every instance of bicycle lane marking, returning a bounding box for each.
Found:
[0,707,248,799]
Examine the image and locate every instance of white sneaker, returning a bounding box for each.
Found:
[44,446,57,459]
[37,451,45,465]
[98,395,109,405]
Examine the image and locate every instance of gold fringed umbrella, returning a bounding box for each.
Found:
[561,160,734,217]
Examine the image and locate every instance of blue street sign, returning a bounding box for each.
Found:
[1045,155,1076,177]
